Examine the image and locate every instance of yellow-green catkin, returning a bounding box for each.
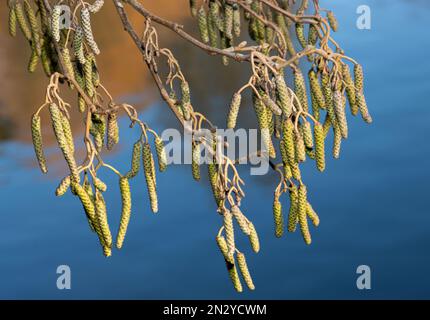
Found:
[308,23,318,45]
[107,113,119,150]
[357,91,372,123]
[73,26,86,65]
[294,69,309,113]
[181,81,192,120]
[306,202,320,227]
[95,191,112,255]
[84,56,94,97]
[198,6,209,43]
[295,23,307,48]
[314,122,326,172]
[327,11,338,32]
[143,142,158,213]
[28,49,39,73]
[207,11,219,48]
[208,162,222,207]
[94,176,107,192]
[192,142,201,181]
[253,93,275,158]
[248,222,260,253]
[275,74,292,117]
[301,121,314,148]
[51,5,61,42]
[155,136,167,172]
[216,235,234,264]
[287,184,298,232]
[61,48,75,81]
[223,209,235,259]
[227,263,243,293]
[333,90,348,139]
[224,4,234,39]
[233,5,241,37]
[308,69,325,109]
[72,182,97,228]
[209,0,221,31]
[24,0,41,56]
[273,193,284,238]
[231,205,251,236]
[31,114,48,173]
[189,0,198,17]
[354,64,364,92]
[282,118,296,168]
[116,177,131,249]
[332,123,342,159]
[236,252,255,290]
[298,184,311,245]
[342,64,358,115]
[61,112,75,155]
[15,2,32,40]
[9,6,17,37]
[56,176,71,196]
[294,129,306,163]
[126,141,142,179]
[81,7,100,55]
[227,92,241,129]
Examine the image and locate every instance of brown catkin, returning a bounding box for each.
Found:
[198,6,209,43]
[223,209,235,259]
[227,263,243,293]
[216,235,234,264]
[231,206,251,236]
[154,136,167,172]
[287,185,299,232]
[55,176,71,196]
[333,90,348,139]
[237,252,255,290]
[142,142,158,213]
[107,113,119,150]
[248,222,260,253]
[294,69,309,113]
[31,114,48,173]
[273,194,284,238]
[298,184,311,245]
[262,94,282,116]
[314,122,326,172]
[327,11,338,32]
[227,92,241,129]
[116,177,131,249]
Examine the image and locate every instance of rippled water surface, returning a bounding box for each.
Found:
[0,0,429,299]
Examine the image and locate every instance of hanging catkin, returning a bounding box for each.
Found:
[89,0,105,13]
[224,4,234,39]
[262,94,282,116]
[192,142,201,181]
[314,122,325,172]
[275,74,292,117]
[27,49,39,73]
[95,191,112,253]
[51,5,61,42]
[55,176,71,196]
[227,263,243,293]
[94,177,107,192]
[342,64,358,115]
[31,113,48,173]
[231,205,251,236]
[295,23,307,48]
[72,182,97,228]
[306,202,320,227]
[181,81,192,120]
[60,112,75,155]
[143,142,158,213]
[327,11,338,32]
[107,113,119,150]
[227,92,241,129]
[356,92,373,124]
[282,119,296,168]
[84,56,95,97]
[116,177,131,249]
[301,121,314,148]
[333,90,348,139]
[9,6,17,37]
[155,136,167,172]
[126,141,142,179]
[73,26,86,65]
[294,129,306,163]
[15,2,32,40]
[236,252,255,290]
[308,70,325,109]
[24,0,41,56]
[198,6,209,43]
[298,184,311,245]
[223,209,235,259]
[61,48,75,81]
[248,222,260,253]
[354,64,364,92]
[216,235,234,264]
[294,69,309,112]
[333,124,342,159]
[189,0,198,17]
[233,5,241,37]
[273,193,284,238]
[81,7,100,55]
[287,185,298,232]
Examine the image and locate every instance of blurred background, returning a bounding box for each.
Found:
[0,0,429,299]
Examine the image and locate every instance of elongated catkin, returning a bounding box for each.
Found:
[31,113,48,173]
[237,252,255,290]
[116,177,131,249]
[143,142,158,213]
[298,184,311,245]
